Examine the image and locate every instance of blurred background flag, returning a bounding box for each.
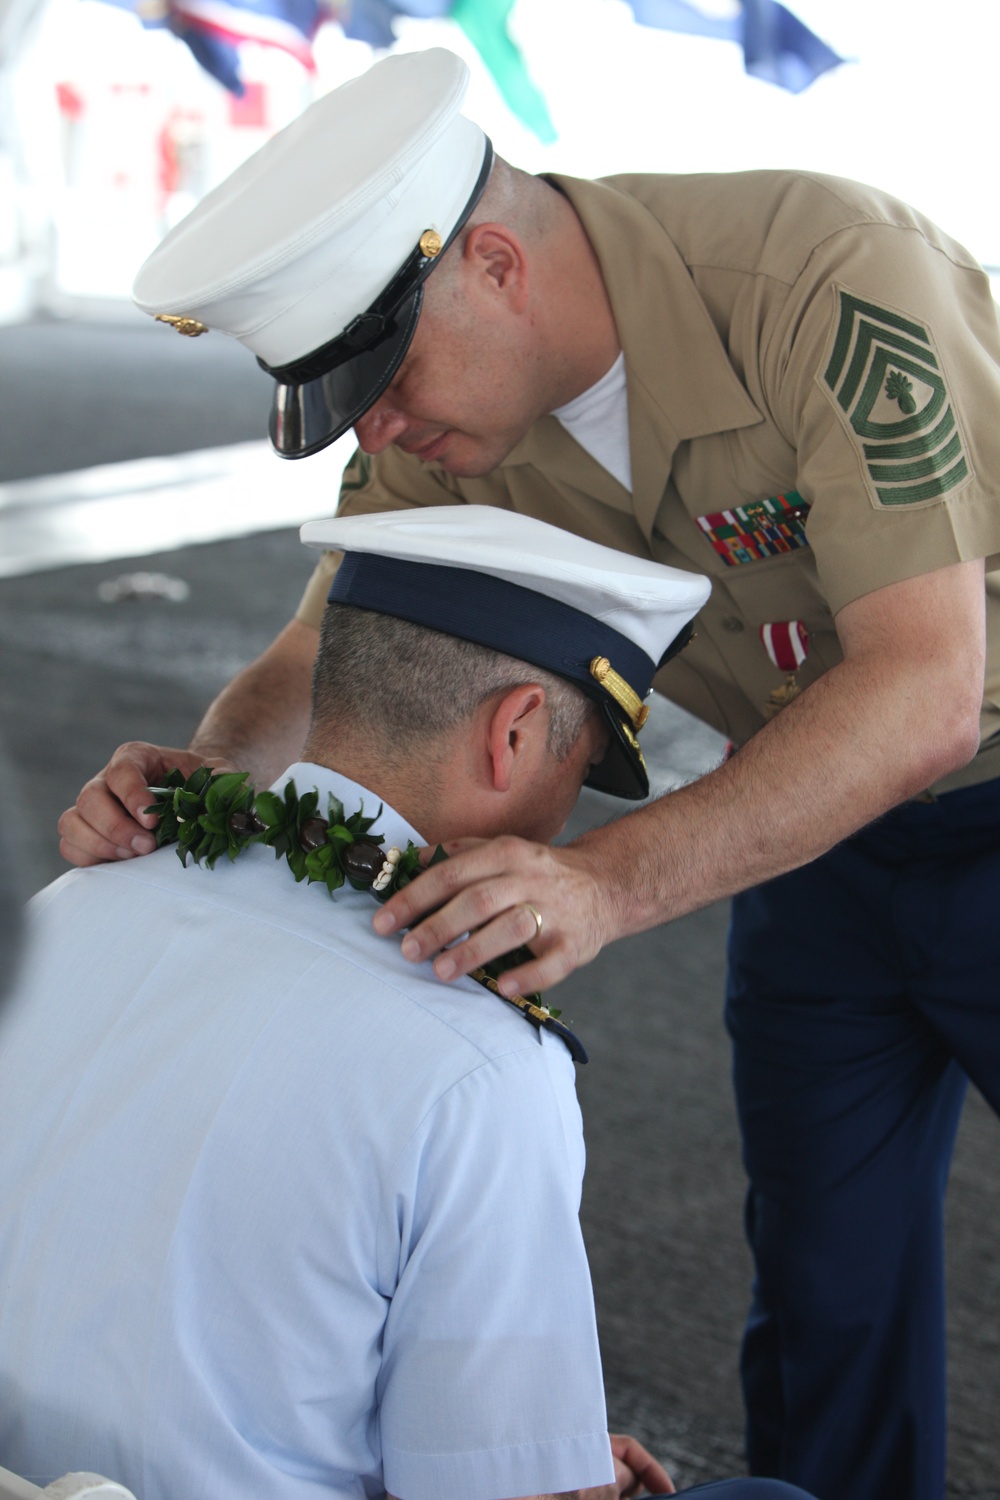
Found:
[97,0,321,93]
[170,21,244,92]
[624,0,845,92]
[328,0,450,48]
[98,0,554,136]
[332,0,555,142]
[91,0,841,127]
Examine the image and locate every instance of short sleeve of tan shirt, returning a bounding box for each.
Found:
[763,212,1000,614]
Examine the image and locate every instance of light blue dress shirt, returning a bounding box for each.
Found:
[0,765,614,1500]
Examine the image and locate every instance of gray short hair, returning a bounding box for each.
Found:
[312,603,595,761]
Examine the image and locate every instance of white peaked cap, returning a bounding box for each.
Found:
[302,507,712,799]
[132,49,492,458]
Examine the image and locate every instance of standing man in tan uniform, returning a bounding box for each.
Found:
[60,48,1000,1500]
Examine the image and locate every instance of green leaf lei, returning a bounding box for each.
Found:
[147,765,420,900]
[144,770,581,1051]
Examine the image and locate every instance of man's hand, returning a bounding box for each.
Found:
[57,743,233,868]
[374,560,986,993]
[58,617,320,869]
[372,835,618,998]
[610,1432,674,1496]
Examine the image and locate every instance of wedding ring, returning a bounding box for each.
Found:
[518,902,543,939]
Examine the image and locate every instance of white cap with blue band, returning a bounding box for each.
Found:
[301,506,712,799]
[132,49,491,460]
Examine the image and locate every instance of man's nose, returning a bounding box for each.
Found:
[354,397,408,454]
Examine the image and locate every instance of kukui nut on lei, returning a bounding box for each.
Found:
[146,767,587,1063]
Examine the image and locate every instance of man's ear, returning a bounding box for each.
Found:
[485,683,548,792]
[463,223,529,311]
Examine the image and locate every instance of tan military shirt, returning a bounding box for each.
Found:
[298,170,1000,791]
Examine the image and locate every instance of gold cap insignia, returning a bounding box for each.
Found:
[619,720,648,771]
[419,229,443,258]
[590,656,650,732]
[155,314,209,337]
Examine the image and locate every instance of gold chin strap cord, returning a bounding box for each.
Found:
[589,656,650,731]
[155,314,209,337]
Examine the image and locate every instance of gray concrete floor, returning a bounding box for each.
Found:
[1,316,998,1496]
[0,306,273,482]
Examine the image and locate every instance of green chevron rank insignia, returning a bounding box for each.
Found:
[339,448,373,495]
[822,290,970,507]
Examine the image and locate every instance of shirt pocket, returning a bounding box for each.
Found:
[715,550,843,683]
[718,548,833,627]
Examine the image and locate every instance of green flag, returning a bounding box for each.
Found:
[452,0,557,143]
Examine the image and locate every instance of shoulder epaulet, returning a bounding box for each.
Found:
[469,967,588,1065]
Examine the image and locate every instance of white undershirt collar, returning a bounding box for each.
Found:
[550,351,631,493]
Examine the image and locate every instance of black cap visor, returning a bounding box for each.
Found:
[584,617,695,799]
[264,138,494,460]
[585,707,649,801]
[269,285,423,459]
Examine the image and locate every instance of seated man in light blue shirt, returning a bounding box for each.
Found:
[0,509,810,1500]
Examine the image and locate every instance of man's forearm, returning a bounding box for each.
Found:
[378,558,986,996]
[589,558,985,940]
[583,642,979,942]
[188,619,319,787]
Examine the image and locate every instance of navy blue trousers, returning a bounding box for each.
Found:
[725,775,1000,1500]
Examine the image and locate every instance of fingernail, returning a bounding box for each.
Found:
[400,935,419,960]
[131,834,156,855]
[435,955,456,980]
[115,847,135,861]
[498,976,517,997]
[373,910,395,934]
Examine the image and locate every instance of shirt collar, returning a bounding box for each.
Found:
[273,763,425,854]
[508,173,763,540]
[550,349,626,421]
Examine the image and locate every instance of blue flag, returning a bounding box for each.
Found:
[741,0,844,91]
[176,22,245,92]
[625,0,845,92]
[625,0,737,40]
[337,0,451,49]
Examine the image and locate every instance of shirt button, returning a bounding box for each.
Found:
[721,615,745,633]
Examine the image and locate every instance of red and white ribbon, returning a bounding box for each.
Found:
[759,620,809,674]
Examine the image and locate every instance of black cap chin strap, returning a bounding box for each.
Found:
[258,139,496,389]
